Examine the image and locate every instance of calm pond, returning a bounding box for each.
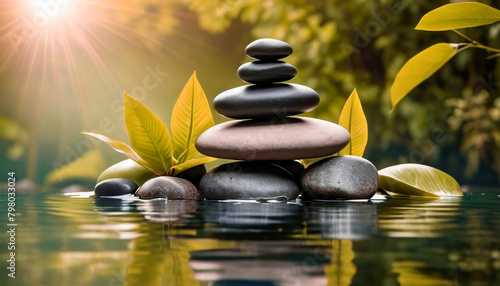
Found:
[1,189,499,286]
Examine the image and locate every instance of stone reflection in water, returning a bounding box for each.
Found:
[135,199,203,223]
[201,201,303,236]
[94,197,138,213]
[307,202,378,239]
[189,241,330,285]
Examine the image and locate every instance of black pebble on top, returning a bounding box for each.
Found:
[245,38,293,60]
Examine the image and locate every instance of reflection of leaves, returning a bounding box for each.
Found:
[97,159,156,186]
[339,89,367,157]
[379,164,463,197]
[172,72,214,164]
[391,43,458,111]
[324,240,356,286]
[128,223,235,286]
[415,2,500,31]
[44,148,107,186]
[125,92,173,174]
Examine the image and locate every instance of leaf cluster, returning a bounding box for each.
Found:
[391,2,500,109]
[83,72,217,182]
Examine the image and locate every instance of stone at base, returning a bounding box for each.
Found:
[94,178,138,197]
[135,176,203,200]
[199,161,301,200]
[301,156,379,200]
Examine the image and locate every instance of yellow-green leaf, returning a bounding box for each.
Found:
[415,2,500,31]
[391,43,458,110]
[171,72,214,164]
[44,148,107,186]
[125,92,173,174]
[97,159,157,186]
[169,157,218,176]
[339,89,368,157]
[379,164,463,197]
[82,131,159,175]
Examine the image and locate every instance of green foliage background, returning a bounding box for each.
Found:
[1,0,499,186]
[181,0,500,185]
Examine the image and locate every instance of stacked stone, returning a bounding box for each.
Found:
[195,39,353,200]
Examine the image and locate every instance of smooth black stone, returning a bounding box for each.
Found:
[213,83,319,119]
[237,61,297,84]
[94,178,138,197]
[199,161,301,200]
[301,156,379,200]
[135,176,203,200]
[176,164,207,188]
[246,38,293,60]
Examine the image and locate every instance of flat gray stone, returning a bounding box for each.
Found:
[245,38,293,60]
[237,61,297,84]
[213,83,319,119]
[301,156,379,200]
[135,176,203,200]
[199,161,301,200]
[195,117,350,160]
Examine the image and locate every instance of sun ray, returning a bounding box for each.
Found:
[1,0,212,181]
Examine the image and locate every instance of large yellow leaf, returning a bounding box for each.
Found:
[97,159,157,186]
[82,131,159,175]
[171,72,214,164]
[379,164,463,197]
[125,92,173,174]
[44,148,107,186]
[415,2,500,31]
[169,156,218,176]
[391,43,458,111]
[339,89,368,157]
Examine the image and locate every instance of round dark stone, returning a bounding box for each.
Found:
[237,61,297,84]
[199,161,301,200]
[135,176,203,200]
[301,156,379,200]
[246,38,293,60]
[213,83,319,119]
[94,178,138,197]
[175,164,207,188]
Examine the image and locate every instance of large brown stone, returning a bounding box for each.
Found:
[195,117,350,160]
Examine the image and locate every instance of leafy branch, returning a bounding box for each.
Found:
[391,2,500,110]
[83,72,217,181]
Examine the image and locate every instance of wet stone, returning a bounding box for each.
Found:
[213,83,319,119]
[135,176,203,200]
[301,156,379,200]
[237,61,297,84]
[245,38,293,60]
[94,178,138,197]
[199,161,301,200]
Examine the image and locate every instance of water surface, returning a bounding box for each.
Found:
[1,189,499,286]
